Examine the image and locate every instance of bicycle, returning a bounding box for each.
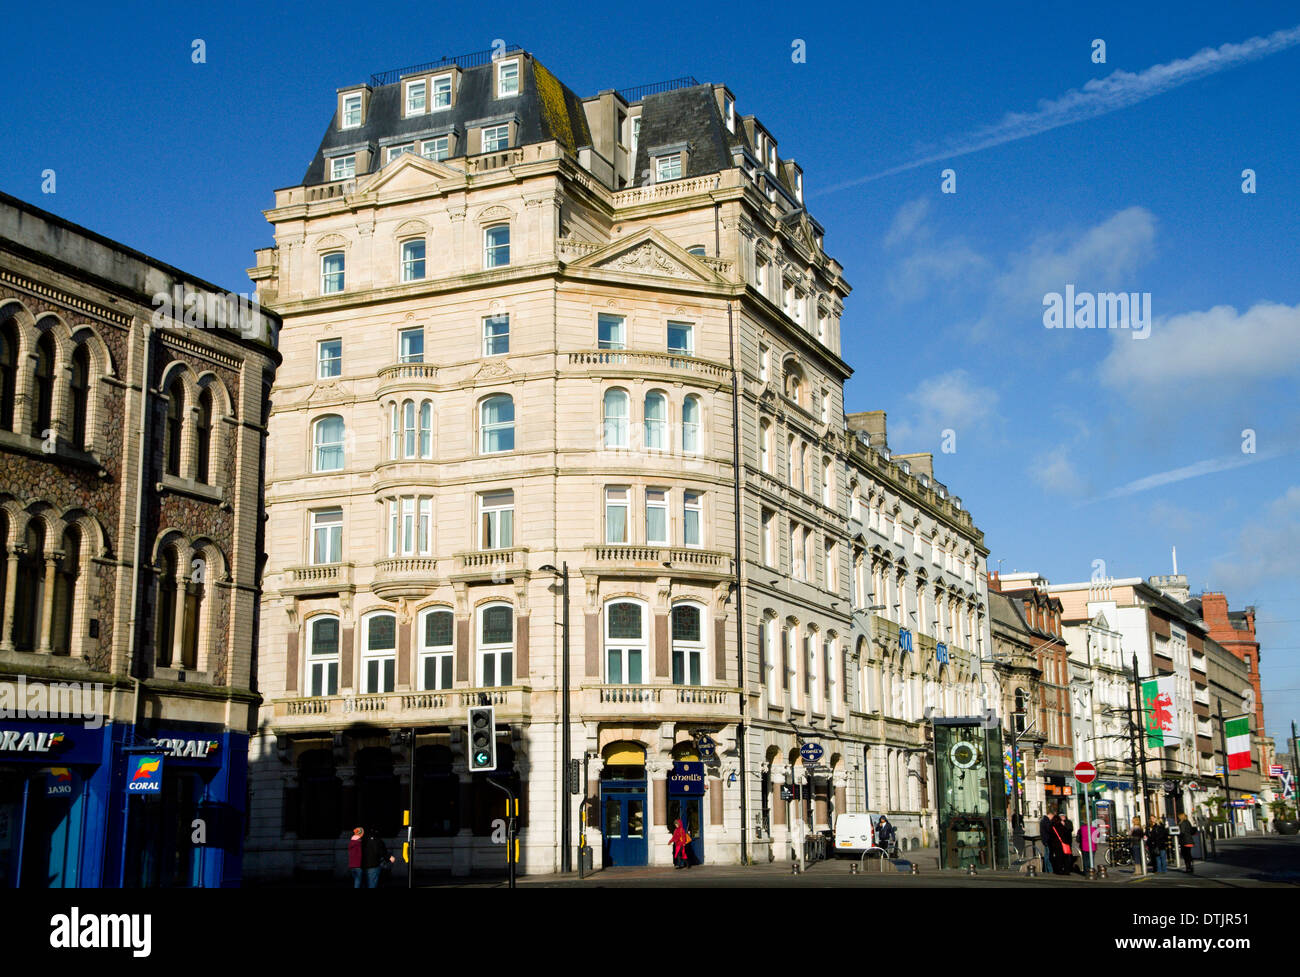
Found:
[1104,842,1133,867]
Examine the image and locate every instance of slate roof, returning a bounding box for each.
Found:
[631,84,735,183]
[301,53,592,186]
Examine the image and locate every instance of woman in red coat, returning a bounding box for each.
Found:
[671,819,692,869]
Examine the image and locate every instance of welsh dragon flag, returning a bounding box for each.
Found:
[1225,715,1251,771]
[1141,676,1179,748]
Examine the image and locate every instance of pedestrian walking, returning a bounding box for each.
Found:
[1129,817,1145,871]
[348,826,366,888]
[671,818,692,869]
[1177,813,1198,874]
[361,827,395,887]
[875,815,897,856]
[1038,813,1054,873]
[1062,813,1080,874]
[1079,821,1096,872]
[1146,817,1169,873]
[1048,814,1072,875]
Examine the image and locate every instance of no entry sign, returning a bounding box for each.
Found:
[1074,761,1097,784]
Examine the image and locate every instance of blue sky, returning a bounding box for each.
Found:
[4,1,1298,745]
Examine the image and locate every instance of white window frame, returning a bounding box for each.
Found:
[405,79,427,116]
[644,390,668,451]
[479,394,515,454]
[313,415,345,472]
[306,614,340,697]
[483,314,509,356]
[317,338,342,379]
[417,607,454,691]
[605,487,629,544]
[645,488,669,545]
[401,239,426,282]
[667,321,694,357]
[482,124,510,152]
[484,224,510,268]
[479,490,515,550]
[330,154,356,181]
[671,601,707,686]
[656,153,682,182]
[759,344,770,382]
[310,508,343,565]
[759,419,771,473]
[604,599,647,685]
[320,252,345,294]
[683,490,703,548]
[399,327,424,363]
[496,59,520,98]
[762,508,776,566]
[421,136,450,161]
[603,388,629,449]
[598,313,626,350]
[682,395,701,454]
[341,93,362,129]
[477,602,514,687]
[360,611,397,694]
[431,74,452,110]
[386,143,416,163]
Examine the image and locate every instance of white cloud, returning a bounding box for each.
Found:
[891,370,999,447]
[1031,445,1087,496]
[1099,301,1300,391]
[816,24,1300,195]
[1210,485,1300,593]
[884,197,932,249]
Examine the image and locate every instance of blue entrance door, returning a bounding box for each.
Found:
[600,783,647,866]
[667,796,704,865]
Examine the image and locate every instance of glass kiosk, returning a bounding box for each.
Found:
[933,718,1008,870]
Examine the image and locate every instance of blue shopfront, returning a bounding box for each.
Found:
[112,725,248,888]
[0,721,122,888]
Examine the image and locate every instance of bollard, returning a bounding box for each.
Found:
[967,864,977,876]
[910,863,919,875]
[849,862,858,875]
[1026,863,1037,877]
[1098,865,1108,879]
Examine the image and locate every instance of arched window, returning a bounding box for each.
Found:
[164,381,184,477]
[604,600,645,685]
[70,344,90,451]
[14,520,46,652]
[403,399,416,457]
[480,395,514,453]
[1014,687,1028,735]
[0,512,8,634]
[307,614,340,696]
[32,332,55,439]
[362,611,397,693]
[313,415,345,471]
[419,400,432,457]
[759,419,771,473]
[602,388,628,449]
[195,388,213,483]
[671,602,705,686]
[682,395,701,453]
[0,318,17,431]
[418,608,454,690]
[787,435,797,486]
[478,603,514,687]
[644,391,667,450]
[822,457,833,506]
[154,547,178,667]
[182,553,204,669]
[51,525,80,655]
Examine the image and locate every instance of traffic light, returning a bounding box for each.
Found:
[467,706,497,772]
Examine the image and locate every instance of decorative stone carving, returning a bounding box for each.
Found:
[598,244,694,280]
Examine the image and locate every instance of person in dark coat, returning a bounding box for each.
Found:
[1177,813,1198,874]
[1146,818,1169,873]
[1061,814,1080,874]
[1047,814,1070,875]
[361,828,395,887]
[1038,814,1054,873]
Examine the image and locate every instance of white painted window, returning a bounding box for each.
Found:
[605,600,645,684]
[644,391,668,450]
[320,252,345,294]
[341,94,362,129]
[484,225,510,267]
[483,314,509,356]
[406,80,426,115]
[671,602,706,686]
[762,508,776,566]
[313,415,345,472]
[422,136,449,161]
[683,491,702,548]
[361,611,397,694]
[479,394,514,453]
[682,395,701,454]
[330,155,355,180]
[307,615,340,696]
[605,487,629,543]
[645,488,669,545]
[431,74,452,109]
[317,339,342,378]
[497,59,519,97]
[479,490,515,550]
[401,240,426,282]
[478,603,514,687]
[603,388,629,448]
[759,419,772,473]
[387,143,416,163]
[483,124,509,152]
[418,608,454,691]
[598,313,625,349]
[399,327,424,363]
[667,321,694,357]
[656,153,682,182]
[310,508,342,564]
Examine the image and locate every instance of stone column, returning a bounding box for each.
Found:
[1,550,21,651]
[171,578,188,668]
[37,554,58,653]
[709,777,723,826]
[770,764,789,860]
[647,758,669,830]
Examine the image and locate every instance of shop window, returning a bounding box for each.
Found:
[295,750,341,840]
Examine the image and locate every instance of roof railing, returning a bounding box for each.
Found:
[616,75,700,103]
[370,44,524,87]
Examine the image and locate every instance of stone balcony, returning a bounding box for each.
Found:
[583,545,731,580]
[577,684,740,722]
[564,349,732,386]
[451,547,529,583]
[270,685,530,732]
[376,362,438,396]
[371,557,440,600]
[281,562,355,598]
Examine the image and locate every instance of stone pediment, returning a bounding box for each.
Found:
[569,229,720,283]
[360,154,463,195]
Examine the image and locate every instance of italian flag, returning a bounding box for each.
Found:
[1225,715,1251,771]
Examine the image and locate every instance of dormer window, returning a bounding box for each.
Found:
[656,153,682,182]
[422,136,450,161]
[432,74,453,109]
[497,59,520,97]
[796,172,804,203]
[483,124,510,153]
[725,96,735,132]
[342,93,363,129]
[330,155,355,181]
[386,143,415,163]
[406,79,426,116]
[767,144,777,174]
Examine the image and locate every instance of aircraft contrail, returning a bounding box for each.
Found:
[1082,447,1290,506]
[815,24,1300,196]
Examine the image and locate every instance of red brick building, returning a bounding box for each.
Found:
[1196,592,1262,731]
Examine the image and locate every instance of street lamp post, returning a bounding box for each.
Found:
[540,563,572,873]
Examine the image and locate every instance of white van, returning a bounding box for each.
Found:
[833,812,876,856]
